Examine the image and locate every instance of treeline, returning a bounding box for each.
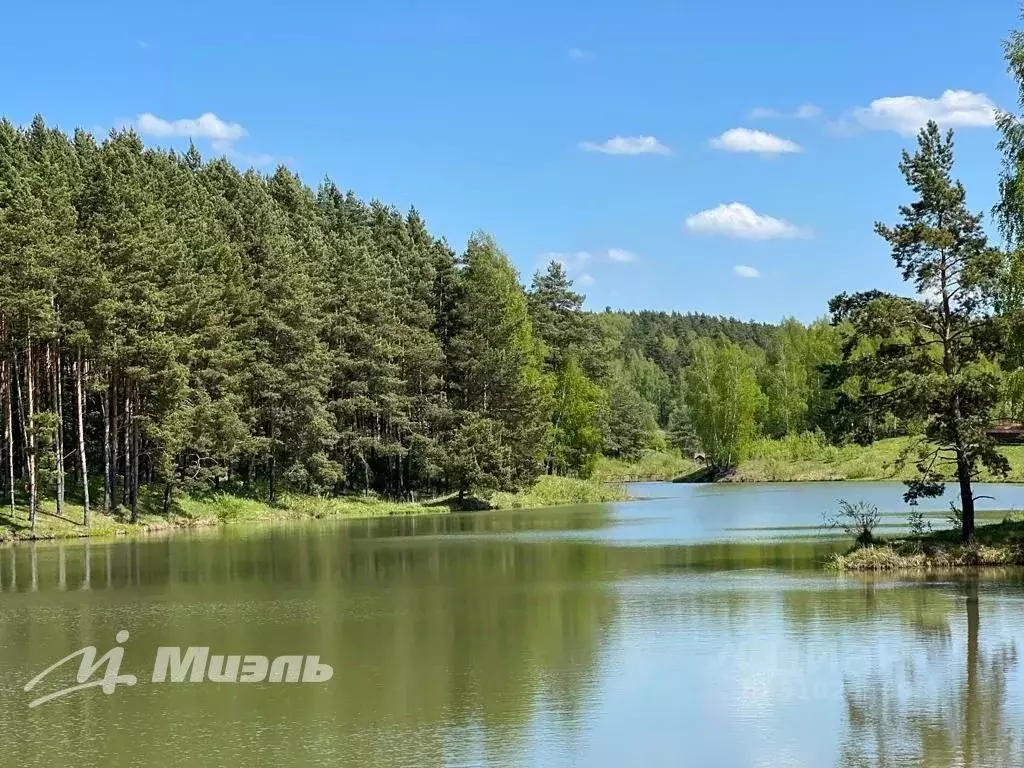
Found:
[0,117,787,530]
[0,117,562,529]
[11,117,1011,531]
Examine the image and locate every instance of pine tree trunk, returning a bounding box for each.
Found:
[268,451,277,505]
[958,450,976,543]
[52,342,65,519]
[4,354,14,516]
[26,340,37,533]
[102,381,112,514]
[130,395,139,522]
[14,351,27,480]
[122,391,130,509]
[76,350,90,527]
[110,383,119,510]
[124,391,140,522]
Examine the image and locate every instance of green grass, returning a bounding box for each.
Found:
[706,434,1024,484]
[0,500,216,544]
[490,475,627,509]
[592,450,696,483]
[0,475,628,543]
[176,492,438,524]
[828,514,1024,571]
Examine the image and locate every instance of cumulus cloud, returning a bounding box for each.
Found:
[541,250,593,273]
[847,89,997,135]
[685,203,809,240]
[579,136,671,155]
[137,112,247,142]
[709,128,802,155]
[538,249,638,283]
[219,148,277,168]
[606,248,638,263]
[733,265,761,278]
[750,104,821,120]
[135,112,276,167]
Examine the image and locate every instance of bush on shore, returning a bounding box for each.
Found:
[828,516,1024,571]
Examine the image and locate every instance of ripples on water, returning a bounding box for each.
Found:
[2,482,1024,767]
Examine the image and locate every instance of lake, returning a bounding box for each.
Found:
[3,481,1024,767]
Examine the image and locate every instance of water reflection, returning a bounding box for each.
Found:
[1,486,1024,766]
[837,578,1023,767]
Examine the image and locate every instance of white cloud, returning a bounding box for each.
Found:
[538,249,638,280]
[579,136,671,155]
[848,89,997,135]
[733,265,761,279]
[217,146,277,168]
[568,48,593,60]
[135,112,276,167]
[685,203,810,240]
[137,112,247,142]
[542,250,593,273]
[709,128,802,155]
[606,248,638,263]
[750,104,821,120]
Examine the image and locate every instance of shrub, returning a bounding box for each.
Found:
[824,499,881,547]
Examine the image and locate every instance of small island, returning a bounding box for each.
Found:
[830,515,1024,571]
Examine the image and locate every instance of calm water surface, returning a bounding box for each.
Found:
[2,482,1024,767]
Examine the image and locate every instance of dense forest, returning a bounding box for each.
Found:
[5,95,1024,536]
[0,116,851,529]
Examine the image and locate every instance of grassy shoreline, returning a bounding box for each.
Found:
[675,436,1024,484]
[829,516,1024,571]
[593,451,697,483]
[0,475,628,544]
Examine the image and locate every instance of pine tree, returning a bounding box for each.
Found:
[600,368,658,460]
[834,122,1006,541]
[449,233,550,487]
[528,262,602,376]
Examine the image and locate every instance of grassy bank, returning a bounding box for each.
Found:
[829,515,1024,571]
[0,475,627,543]
[686,434,1024,484]
[593,450,696,483]
[490,475,627,509]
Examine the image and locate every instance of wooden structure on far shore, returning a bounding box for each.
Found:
[988,420,1024,445]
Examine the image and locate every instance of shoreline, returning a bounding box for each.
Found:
[0,475,629,546]
[828,517,1024,571]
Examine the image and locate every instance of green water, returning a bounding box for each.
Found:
[3,481,1024,767]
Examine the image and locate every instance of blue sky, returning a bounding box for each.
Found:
[2,0,1021,322]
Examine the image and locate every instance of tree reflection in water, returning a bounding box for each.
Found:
[838,578,1022,767]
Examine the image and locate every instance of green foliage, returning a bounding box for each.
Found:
[832,121,1008,541]
[592,450,695,482]
[823,499,881,547]
[600,369,659,460]
[548,358,603,477]
[489,474,626,509]
[528,261,607,379]
[449,234,550,487]
[683,338,765,470]
[11,109,1024,531]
